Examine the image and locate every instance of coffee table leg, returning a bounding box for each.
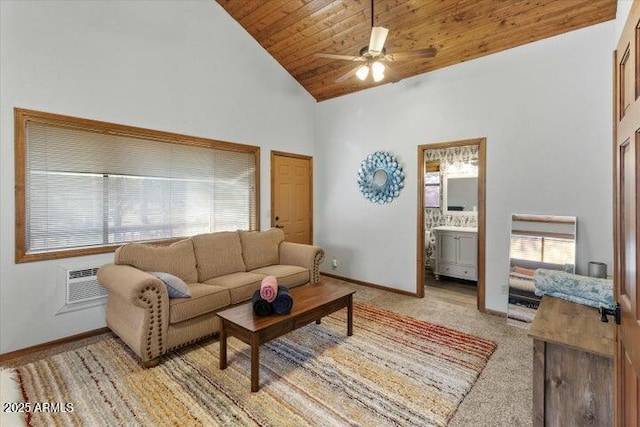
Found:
[219,322,227,370]
[347,294,353,336]
[251,335,259,392]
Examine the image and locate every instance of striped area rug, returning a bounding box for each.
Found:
[14,303,496,426]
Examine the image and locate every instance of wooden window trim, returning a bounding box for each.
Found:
[425,161,440,172]
[14,108,260,263]
[511,214,576,224]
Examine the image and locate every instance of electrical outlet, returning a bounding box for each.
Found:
[331,257,338,269]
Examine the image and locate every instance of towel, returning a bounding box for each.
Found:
[252,290,273,316]
[260,275,278,303]
[272,285,293,315]
[533,269,614,309]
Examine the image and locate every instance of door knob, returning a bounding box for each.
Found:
[275,216,279,221]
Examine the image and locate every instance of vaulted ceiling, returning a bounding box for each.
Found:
[217,0,616,102]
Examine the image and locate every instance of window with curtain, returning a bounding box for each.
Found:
[15,108,259,263]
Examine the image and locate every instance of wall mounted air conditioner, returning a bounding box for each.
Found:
[57,265,107,314]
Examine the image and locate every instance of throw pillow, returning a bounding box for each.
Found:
[512,266,536,278]
[191,231,247,281]
[114,239,198,283]
[149,272,192,298]
[239,228,284,271]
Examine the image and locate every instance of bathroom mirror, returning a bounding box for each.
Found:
[443,175,478,214]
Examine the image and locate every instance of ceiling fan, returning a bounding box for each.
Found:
[315,0,437,83]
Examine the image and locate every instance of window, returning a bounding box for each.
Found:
[509,233,576,266]
[15,108,259,263]
[424,161,440,208]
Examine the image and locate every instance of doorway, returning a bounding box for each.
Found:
[416,138,486,312]
[271,151,313,244]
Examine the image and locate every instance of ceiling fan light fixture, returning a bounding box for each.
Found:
[372,61,385,82]
[356,65,370,81]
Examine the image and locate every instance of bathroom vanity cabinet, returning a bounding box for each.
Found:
[433,226,478,281]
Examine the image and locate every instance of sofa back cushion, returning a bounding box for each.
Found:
[192,231,246,282]
[115,239,198,283]
[239,228,284,271]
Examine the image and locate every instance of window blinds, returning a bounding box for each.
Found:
[25,121,256,253]
[509,215,576,266]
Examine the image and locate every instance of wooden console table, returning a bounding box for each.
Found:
[529,296,615,427]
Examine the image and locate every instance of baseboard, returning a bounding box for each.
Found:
[321,272,417,297]
[0,327,110,363]
[485,308,507,317]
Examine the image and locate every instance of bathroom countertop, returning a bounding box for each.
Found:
[431,226,477,233]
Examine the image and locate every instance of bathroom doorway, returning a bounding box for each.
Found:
[416,138,486,312]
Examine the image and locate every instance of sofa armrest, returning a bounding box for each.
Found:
[279,242,325,284]
[98,264,168,306]
[97,264,170,365]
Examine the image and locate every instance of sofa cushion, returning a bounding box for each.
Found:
[149,272,191,298]
[115,239,197,283]
[239,228,284,271]
[250,265,309,288]
[169,283,230,324]
[204,272,266,304]
[192,231,246,282]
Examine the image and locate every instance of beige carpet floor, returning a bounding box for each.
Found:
[347,277,533,427]
[2,275,532,426]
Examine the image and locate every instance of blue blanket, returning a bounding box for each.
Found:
[272,285,293,315]
[252,290,273,316]
[533,269,613,309]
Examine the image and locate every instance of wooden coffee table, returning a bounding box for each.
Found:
[217,281,355,392]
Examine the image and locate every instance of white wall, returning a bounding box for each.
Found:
[616,0,634,40]
[0,0,316,353]
[315,21,615,312]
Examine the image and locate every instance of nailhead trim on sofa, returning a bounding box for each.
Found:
[138,285,164,362]
[312,250,325,284]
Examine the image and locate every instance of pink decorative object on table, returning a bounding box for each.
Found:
[260,275,278,302]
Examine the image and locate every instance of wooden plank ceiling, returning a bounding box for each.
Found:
[217,0,616,102]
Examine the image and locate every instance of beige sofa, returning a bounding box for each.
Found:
[97,228,324,367]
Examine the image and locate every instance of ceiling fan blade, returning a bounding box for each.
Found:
[334,66,361,83]
[315,53,364,61]
[383,64,402,83]
[385,47,437,61]
[368,26,389,53]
